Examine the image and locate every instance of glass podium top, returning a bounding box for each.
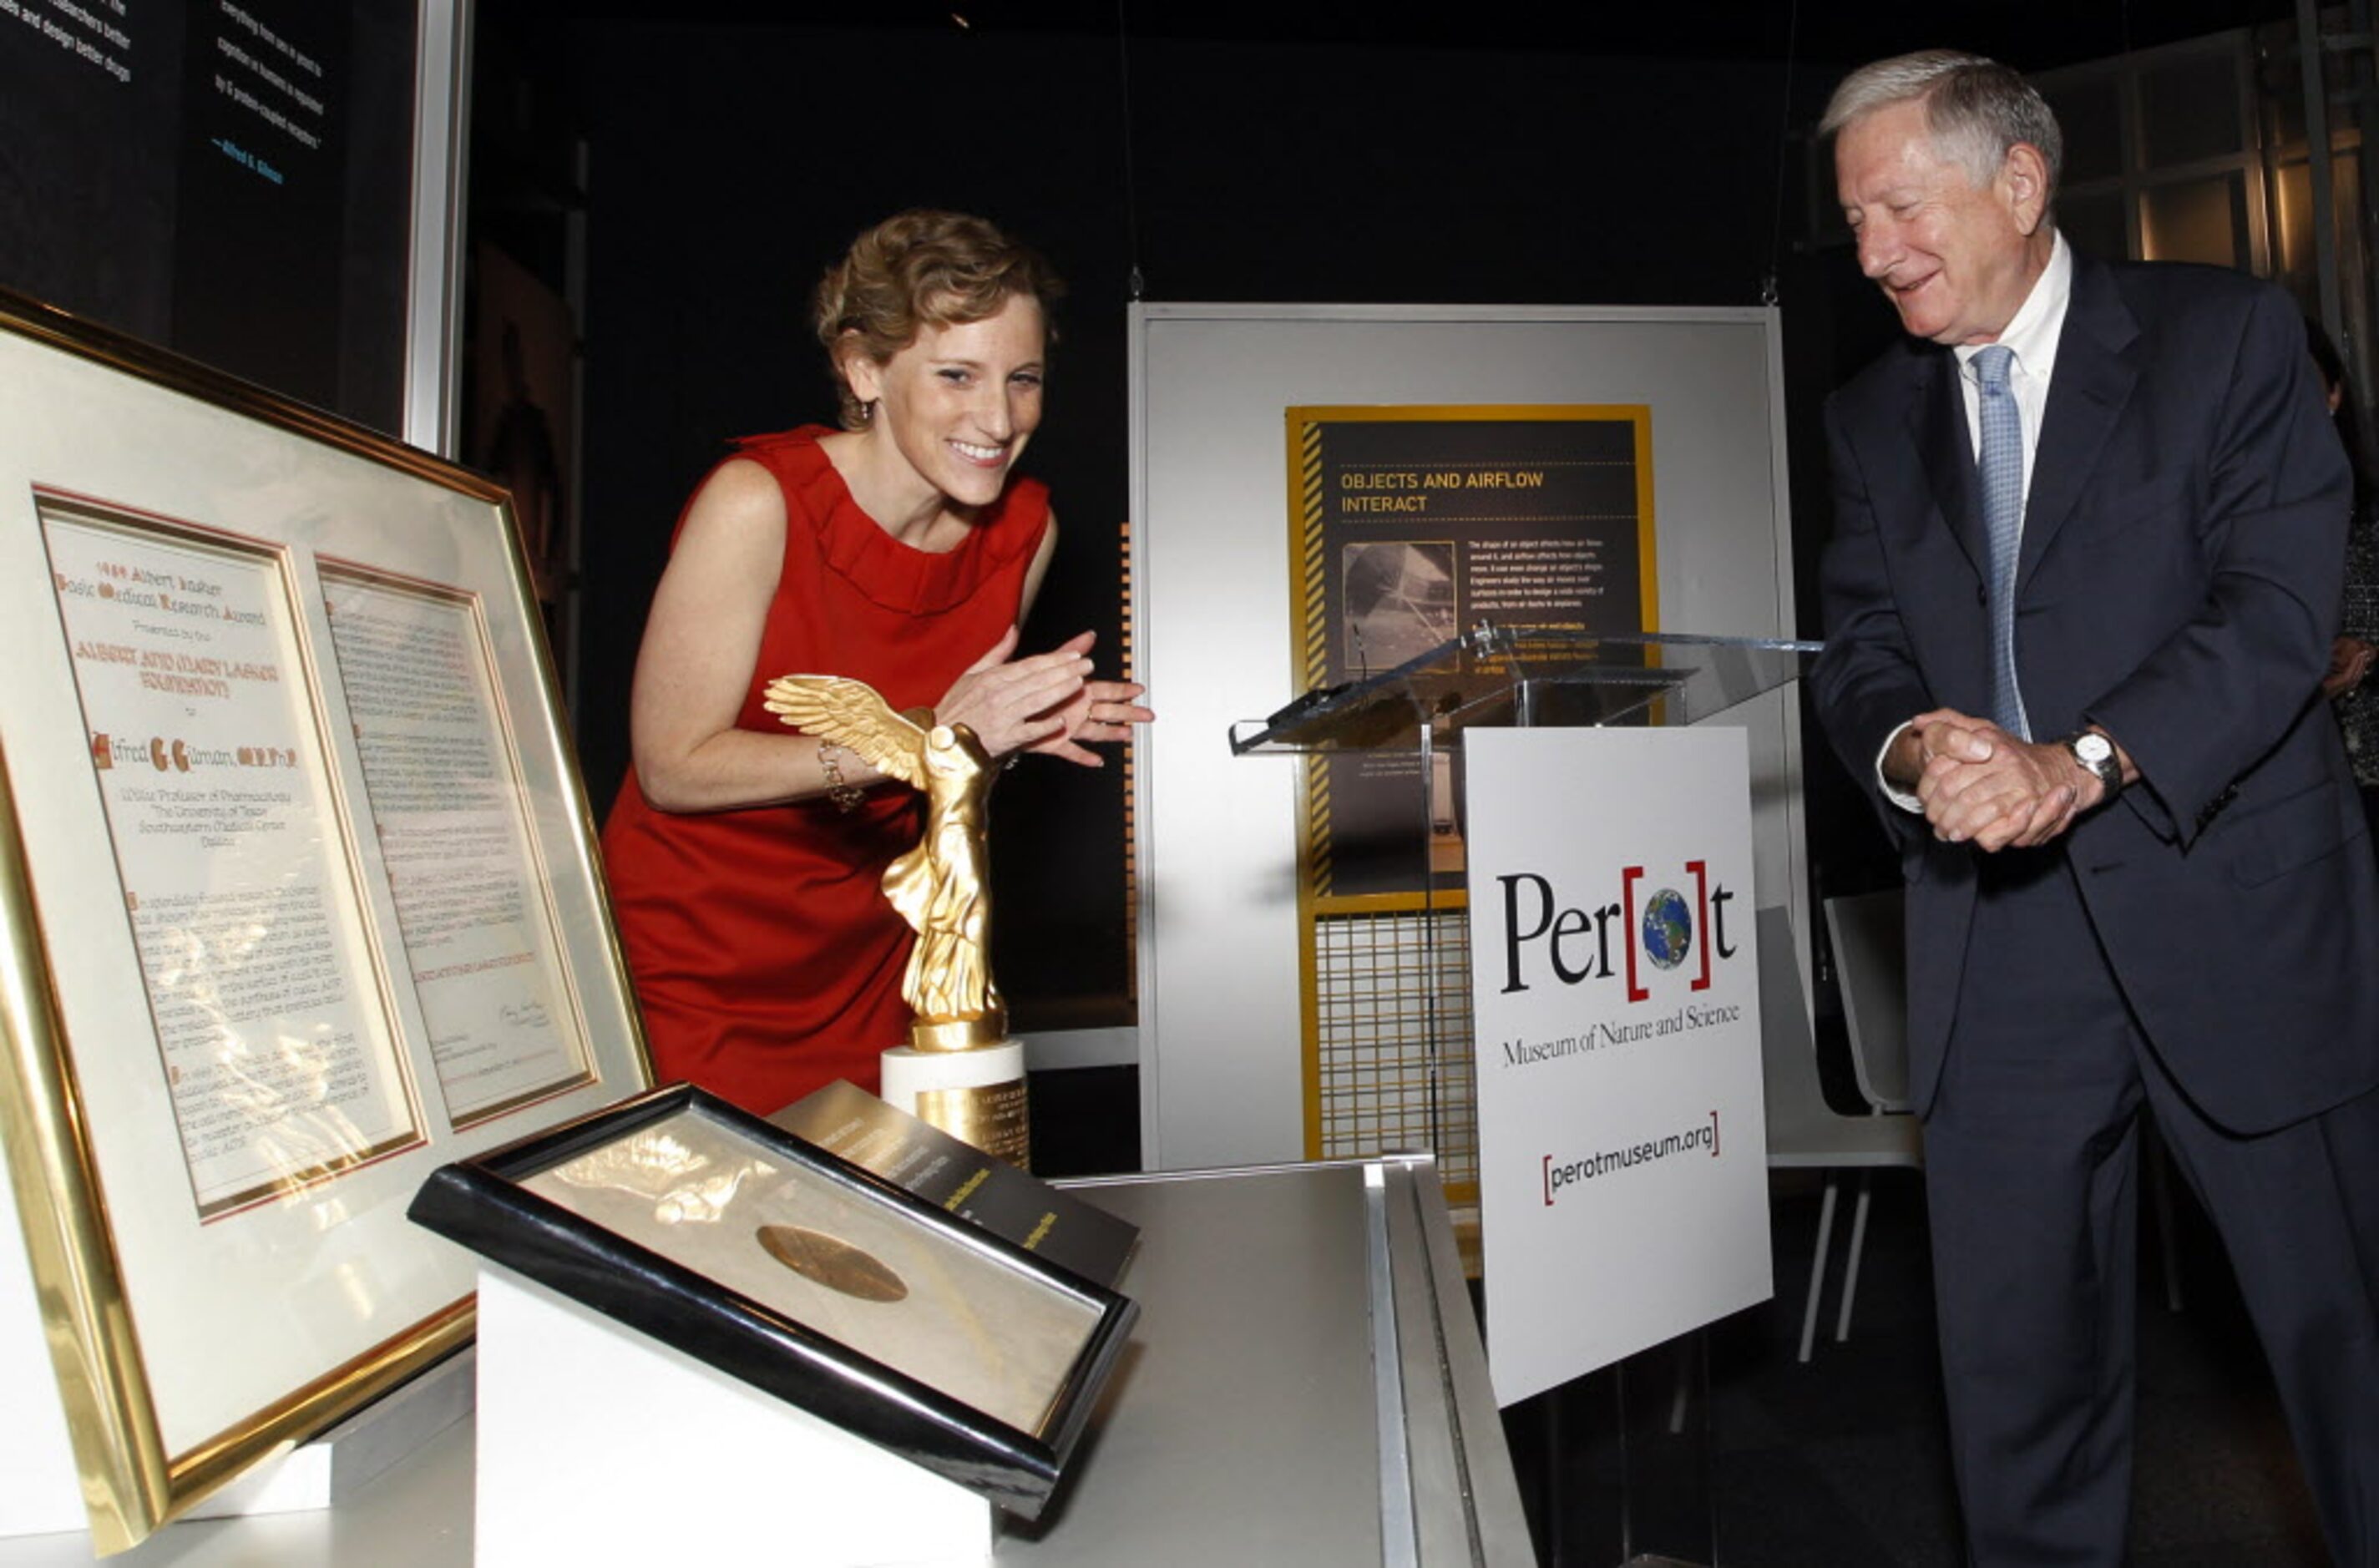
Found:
[1229,622,1823,756]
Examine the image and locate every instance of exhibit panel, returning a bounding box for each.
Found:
[1283,406,1661,1201]
[0,295,648,1550]
[1130,304,1804,1175]
[403,0,471,457]
[0,1,466,448]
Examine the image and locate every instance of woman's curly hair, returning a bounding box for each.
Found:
[812,210,1065,429]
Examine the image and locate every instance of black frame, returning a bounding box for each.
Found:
[408,1084,1137,1520]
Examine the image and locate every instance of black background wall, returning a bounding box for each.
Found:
[545,21,1855,1018]
[483,4,2291,1020]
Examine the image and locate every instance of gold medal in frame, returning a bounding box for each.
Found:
[410,1085,1139,1521]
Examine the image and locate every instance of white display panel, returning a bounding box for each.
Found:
[1129,304,1804,1171]
[1466,726,1773,1403]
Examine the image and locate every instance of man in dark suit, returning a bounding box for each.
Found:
[1812,50,2379,1566]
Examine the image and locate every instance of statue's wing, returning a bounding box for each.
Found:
[762,675,928,791]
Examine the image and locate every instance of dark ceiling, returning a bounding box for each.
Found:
[491,0,2306,72]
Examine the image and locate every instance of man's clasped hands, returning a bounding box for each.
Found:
[1889,709,2112,853]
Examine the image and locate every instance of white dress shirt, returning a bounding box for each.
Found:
[1878,230,2073,810]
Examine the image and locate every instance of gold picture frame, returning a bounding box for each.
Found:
[0,290,651,1552]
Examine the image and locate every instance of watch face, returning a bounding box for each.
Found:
[2074,734,2113,765]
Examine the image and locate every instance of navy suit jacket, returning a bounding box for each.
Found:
[1813,250,2379,1134]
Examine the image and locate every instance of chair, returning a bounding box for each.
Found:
[1820,890,1919,1351]
[1818,890,2192,1324]
[1758,906,1922,1362]
[1825,889,1912,1115]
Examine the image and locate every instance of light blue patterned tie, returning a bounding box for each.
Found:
[1975,344,2029,740]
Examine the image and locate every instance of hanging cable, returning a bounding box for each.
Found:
[1116,0,1146,301]
[1759,0,1804,306]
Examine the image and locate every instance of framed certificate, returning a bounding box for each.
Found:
[0,290,651,1550]
[410,1085,1140,1520]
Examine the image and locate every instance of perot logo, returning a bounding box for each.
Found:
[1496,862,1742,999]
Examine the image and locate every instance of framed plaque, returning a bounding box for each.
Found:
[0,290,651,1550]
[411,1085,1139,1520]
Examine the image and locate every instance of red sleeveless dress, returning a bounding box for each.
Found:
[600,427,1050,1114]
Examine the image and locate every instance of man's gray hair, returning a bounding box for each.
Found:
[1821,49,2063,200]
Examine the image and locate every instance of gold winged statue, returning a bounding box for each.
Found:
[762,675,1006,1050]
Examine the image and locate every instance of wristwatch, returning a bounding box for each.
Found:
[2063,731,2123,802]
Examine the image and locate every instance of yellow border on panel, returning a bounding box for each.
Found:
[1285,402,1657,1162]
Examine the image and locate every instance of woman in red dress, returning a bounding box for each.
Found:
[600,210,1149,1115]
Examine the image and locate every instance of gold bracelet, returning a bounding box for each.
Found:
[817,741,867,813]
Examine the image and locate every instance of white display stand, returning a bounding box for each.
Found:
[0,1159,1530,1565]
[185,1348,477,1520]
[0,1161,84,1538]
[473,1265,995,1568]
[0,1155,475,1543]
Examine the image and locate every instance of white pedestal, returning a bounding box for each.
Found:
[185,1346,476,1520]
[878,1039,1026,1110]
[473,1265,995,1567]
[0,1160,84,1538]
[0,1151,474,1541]
[880,1040,1030,1164]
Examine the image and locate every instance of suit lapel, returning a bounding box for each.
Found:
[2019,255,2141,588]
[1913,349,1986,579]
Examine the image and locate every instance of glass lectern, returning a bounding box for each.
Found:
[1232,620,1819,1568]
